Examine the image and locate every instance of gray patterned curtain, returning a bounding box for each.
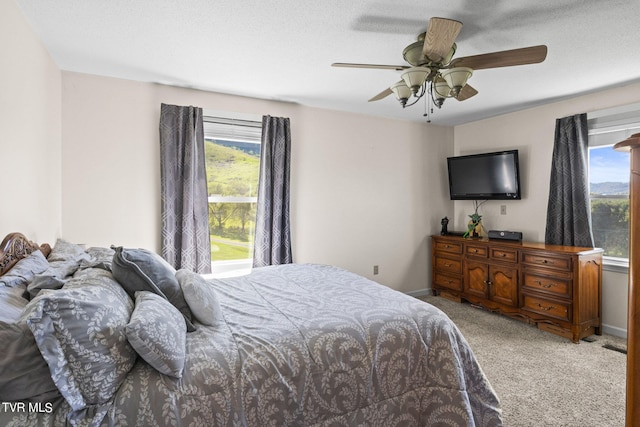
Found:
[545,113,595,247]
[253,115,292,267]
[159,103,211,273]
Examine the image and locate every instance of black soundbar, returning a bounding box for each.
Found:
[488,230,523,241]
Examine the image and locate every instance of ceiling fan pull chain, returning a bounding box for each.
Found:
[424,84,432,123]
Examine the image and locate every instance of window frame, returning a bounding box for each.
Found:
[587,103,640,273]
[587,143,630,273]
[202,113,262,277]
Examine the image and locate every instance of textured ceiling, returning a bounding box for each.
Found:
[13,0,640,126]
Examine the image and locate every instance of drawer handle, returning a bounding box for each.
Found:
[500,253,506,257]
[444,263,452,267]
[539,259,549,264]
[536,303,555,311]
[535,280,555,289]
[483,280,493,286]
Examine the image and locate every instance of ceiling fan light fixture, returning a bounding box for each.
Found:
[433,78,452,99]
[335,18,547,117]
[441,67,473,96]
[390,81,412,107]
[402,39,425,66]
[441,43,457,65]
[401,67,431,95]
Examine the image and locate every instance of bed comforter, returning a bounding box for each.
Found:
[2,263,501,426]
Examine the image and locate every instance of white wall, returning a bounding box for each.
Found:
[2,0,634,331]
[60,72,453,293]
[453,82,640,336]
[0,0,62,243]
[293,107,453,291]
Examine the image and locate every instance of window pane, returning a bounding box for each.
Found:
[589,145,629,259]
[205,137,261,263]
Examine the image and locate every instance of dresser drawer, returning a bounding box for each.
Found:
[435,241,463,255]
[434,256,462,274]
[523,272,571,298]
[522,294,570,321]
[522,252,571,271]
[465,244,488,258]
[433,272,463,291]
[490,247,518,263]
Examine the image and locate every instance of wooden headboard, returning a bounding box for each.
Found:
[0,232,51,276]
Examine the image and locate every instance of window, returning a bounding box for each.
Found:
[588,145,629,260]
[203,115,262,275]
[587,104,640,268]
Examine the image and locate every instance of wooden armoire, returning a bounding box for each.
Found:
[614,132,640,427]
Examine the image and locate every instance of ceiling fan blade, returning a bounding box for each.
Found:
[451,45,548,70]
[455,84,478,101]
[368,87,394,102]
[422,17,462,63]
[332,62,409,71]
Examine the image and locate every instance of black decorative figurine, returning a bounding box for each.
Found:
[440,217,449,235]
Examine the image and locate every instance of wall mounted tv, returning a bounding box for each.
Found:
[447,150,521,200]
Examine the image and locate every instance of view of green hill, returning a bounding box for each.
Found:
[205,139,260,197]
[205,139,261,260]
[590,181,629,196]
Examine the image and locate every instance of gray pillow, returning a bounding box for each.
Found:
[0,249,49,288]
[79,246,115,271]
[176,269,222,326]
[24,268,137,413]
[126,291,187,378]
[46,239,88,263]
[111,246,195,332]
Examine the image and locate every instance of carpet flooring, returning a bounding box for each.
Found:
[419,295,627,427]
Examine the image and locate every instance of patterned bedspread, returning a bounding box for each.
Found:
[3,263,501,426]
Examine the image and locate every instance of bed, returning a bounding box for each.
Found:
[0,232,502,426]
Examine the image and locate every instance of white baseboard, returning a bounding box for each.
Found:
[602,324,628,339]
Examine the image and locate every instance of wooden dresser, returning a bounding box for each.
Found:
[431,235,603,343]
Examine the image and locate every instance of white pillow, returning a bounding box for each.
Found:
[176,269,222,326]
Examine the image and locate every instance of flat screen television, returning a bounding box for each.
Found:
[447,150,521,200]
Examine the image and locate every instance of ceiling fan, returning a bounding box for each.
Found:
[332,17,547,111]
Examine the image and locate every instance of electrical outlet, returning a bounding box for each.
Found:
[373,265,379,275]
[500,205,507,215]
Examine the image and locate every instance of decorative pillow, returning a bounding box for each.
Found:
[176,269,222,326]
[111,246,195,332]
[126,291,187,378]
[0,319,61,402]
[79,246,115,271]
[0,249,49,288]
[24,268,137,412]
[46,238,88,263]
